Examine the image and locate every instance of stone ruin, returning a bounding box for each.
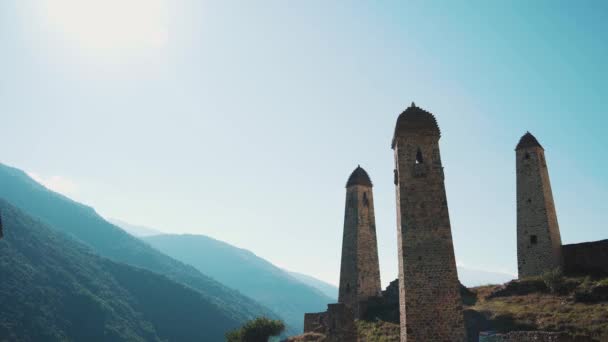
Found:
[338,166,382,318]
[479,331,595,342]
[301,104,608,342]
[392,103,466,341]
[516,132,608,279]
[303,303,357,342]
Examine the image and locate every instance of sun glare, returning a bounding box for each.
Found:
[42,0,168,55]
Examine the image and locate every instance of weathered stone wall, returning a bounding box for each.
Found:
[393,116,466,341]
[325,303,356,342]
[479,331,593,342]
[563,240,608,277]
[359,279,400,323]
[338,182,382,317]
[516,144,563,278]
[302,304,356,342]
[304,312,327,334]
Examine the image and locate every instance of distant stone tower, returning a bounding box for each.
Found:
[338,166,382,317]
[392,103,466,342]
[516,132,563,278]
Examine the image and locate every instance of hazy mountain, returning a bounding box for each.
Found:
[286,271,338,300]
[0,200,243,341]
[285,267,513,300]
[0,163,279,335]
[457,267,515,287]
[107,218,163,237]
[142,234,334,332]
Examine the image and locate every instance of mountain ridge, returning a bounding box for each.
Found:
[107,217,164,237]
[0,163,280,332]
[0,199,241,341]
[285,270,338,300]
[142,233,333,332]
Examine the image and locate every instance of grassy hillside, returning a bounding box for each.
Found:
[143,234,333,332]
[466,277,608,340]
[288,276,608,341]
[0,163,277,327]
[0,200,241,341]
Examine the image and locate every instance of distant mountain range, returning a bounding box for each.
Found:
[107,218,164,237]
[286,271,338,300]
[0,200,245,341]
[141,234,333,332]
[0,163,282,340]
[457,267,515,287]
[107,219,514,295]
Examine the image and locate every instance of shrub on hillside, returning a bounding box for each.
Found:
[574,277,608,303]
[226,317,285,342]
[541,268,565,294]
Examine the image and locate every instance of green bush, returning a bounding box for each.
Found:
[226,317,285,342]
[541,268,565,294]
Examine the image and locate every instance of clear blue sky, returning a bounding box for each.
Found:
[1,1,606,286]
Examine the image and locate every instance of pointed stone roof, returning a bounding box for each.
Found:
[516,132,543,150]
[346,165,373,188]
[392,102,441,148]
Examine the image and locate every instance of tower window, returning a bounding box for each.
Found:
[530,235,538,245]
[363,192,369,207]
[416,148,424,164]
[345,283,351,293]
[524,153,530,160]
[527,198,532,203]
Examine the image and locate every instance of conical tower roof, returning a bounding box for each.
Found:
[516,132,543,150]
[392,102,440,148]
[346,165,373,188]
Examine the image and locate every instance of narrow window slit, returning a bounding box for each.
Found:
[530,235,538,245]
[416,148,424,164]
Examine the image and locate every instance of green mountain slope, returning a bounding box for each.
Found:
[0,163,277,330]
[143,234,333,332]
[0,200,240,342]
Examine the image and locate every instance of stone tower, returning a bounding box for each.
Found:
[338,166,382,317]
[392,103,466,342]
[516,132,562,278]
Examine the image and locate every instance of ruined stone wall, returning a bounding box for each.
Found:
[325,303,356,342]
[303,304,356,342]
[563,240,608,277]
[303,312,327,334]
[359,279,400,323]
[393,132,466,342]
[479,331,592,342]
[516,146,562,278]
[338,184,382,317]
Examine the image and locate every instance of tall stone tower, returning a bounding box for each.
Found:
[338,166,382,317]
[516,132,562,278]
[392,103,466,342]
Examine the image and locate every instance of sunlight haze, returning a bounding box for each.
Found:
[39,0,168,59]
[1,1,607,287]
